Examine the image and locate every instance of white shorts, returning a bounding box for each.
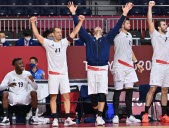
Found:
[8,91,32,106]
[112,67,138,90]
[150,63,169,87]
[114,81,134,90]
[48,74,70,94]
[87,70,108,95]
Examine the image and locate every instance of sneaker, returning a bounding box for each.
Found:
[30,116,49,125]
[102,118,105,125]
[30,116,39,125]
[0,117,10,126]
[142,113,149,123]
[64,117,76,126]
[160,114,169,123]
[126,115,141,123]
[112,115,119,124]
[52,118,58,127]
[95,116,104,126]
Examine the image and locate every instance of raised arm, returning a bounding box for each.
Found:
[30,16,44,45]
[106,2,133,43]
[147,1,155,34]
[69,15,85,39]
[68,1,91,42]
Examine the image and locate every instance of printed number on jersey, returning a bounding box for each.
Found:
[55,48,61,53]
[18,82,23,87]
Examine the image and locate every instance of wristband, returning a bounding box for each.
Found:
[134,60,139,64]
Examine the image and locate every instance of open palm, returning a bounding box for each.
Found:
[122,2,133,15]
[67,1,78,14]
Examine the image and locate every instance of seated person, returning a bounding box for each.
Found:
[43,29,53,40]
[0,32,10,46]
[15,29,40,46]
[0,58,38,125]
[29,56,45,79]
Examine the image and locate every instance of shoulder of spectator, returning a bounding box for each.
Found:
[16,38,24,42]
[3,41,10,46]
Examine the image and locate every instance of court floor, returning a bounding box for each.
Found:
[4,122,169,128]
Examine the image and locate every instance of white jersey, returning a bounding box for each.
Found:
[43,38,69,74]
[150,29,169,62]
[0,70,32,95]
[113,31,133,68]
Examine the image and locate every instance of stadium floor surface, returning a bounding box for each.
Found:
[4,122,169,128]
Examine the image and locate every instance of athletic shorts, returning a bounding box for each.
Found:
[112,67,138,90]
[150,63,169,87]
[87,69,108,95]
[8,91,32,106]
[48,74,70,94]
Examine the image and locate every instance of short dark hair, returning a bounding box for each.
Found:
[155,20,165,31]
[51,27,61,33]
[23,29,33,37]
[124,17,130,23]
[43,29,52,38]
[12,58,22,66]
[30,56,38,63]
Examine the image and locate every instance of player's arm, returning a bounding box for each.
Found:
[27,75,38,90]
[132,51,144,73]
[68,15,85,44]
[68,1,91,43]
[0,74,16,91]
[147,1,155,34]
[106,2,133,43]
[30,16,44,45]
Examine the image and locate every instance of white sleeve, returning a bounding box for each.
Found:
[0,74,10,91]
[61,38,69,47]
[26,72,38,90]
[43,38,51,49]
[149,29,159,38]
[29,81,38,90]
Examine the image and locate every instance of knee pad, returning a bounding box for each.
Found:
[89,94,98,107]
[98,93,106,102]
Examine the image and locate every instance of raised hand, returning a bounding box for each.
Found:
[149,1,155,8]
[67,1,78,14]
[30,16,37,23]
[78,15,85,21]
[122,2,133,16]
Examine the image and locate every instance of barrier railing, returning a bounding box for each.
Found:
[0,16,168,45]
[5,37,149,46]
[0,17,104,35]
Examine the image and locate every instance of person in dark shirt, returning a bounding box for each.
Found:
[68,1,133,125]
[0,32,10,46]
[43,29,54,40]
[15,29,40,46]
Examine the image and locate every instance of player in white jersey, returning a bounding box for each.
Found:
[30,15,85,127]
[112,18,144,124]
[0,58,38,125]
[68,2,134,126]
[142,1,169,123]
